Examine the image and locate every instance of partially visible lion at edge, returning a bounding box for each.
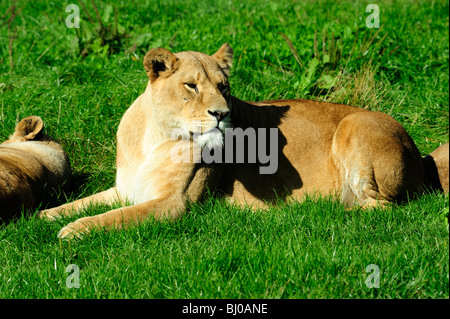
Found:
[0,116,71,222]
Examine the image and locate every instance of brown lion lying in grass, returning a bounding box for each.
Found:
[0,116,71,222]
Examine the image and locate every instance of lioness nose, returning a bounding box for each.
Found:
[208,110,229,122]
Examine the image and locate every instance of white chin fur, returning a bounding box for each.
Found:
[194,130,224,149]
[189,118,232,149]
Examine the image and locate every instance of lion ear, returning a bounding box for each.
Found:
[212,43,233,76]
[13,116,44,141]
[143,47,180,83]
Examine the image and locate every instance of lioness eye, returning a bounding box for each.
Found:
[185,83,197,91]
[219,83,230,94]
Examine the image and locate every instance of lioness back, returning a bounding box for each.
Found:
[219,97,429,208]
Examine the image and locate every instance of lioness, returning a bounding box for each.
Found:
[0,116,71,221]
[38,44,449,239]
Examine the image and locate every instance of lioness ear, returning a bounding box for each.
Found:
[143,47,180,82]
[13,116,44,141]
[212,43,233,76]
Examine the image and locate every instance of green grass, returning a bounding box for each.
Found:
[1,195,448,298]
[0,0,448,299]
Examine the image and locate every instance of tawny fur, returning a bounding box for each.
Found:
[0,116,71,221]
[38,44,449,239]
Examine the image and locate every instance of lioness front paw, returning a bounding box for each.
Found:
[58,216,98,240]
[37,208,62,221]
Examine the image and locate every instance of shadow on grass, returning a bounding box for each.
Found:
[0,171,91,225]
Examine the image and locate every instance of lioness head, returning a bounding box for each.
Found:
[143,43,234,149]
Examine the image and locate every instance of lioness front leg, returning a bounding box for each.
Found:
[37,187,123,220]
[57,195,185,239]
[56,146,221,239]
